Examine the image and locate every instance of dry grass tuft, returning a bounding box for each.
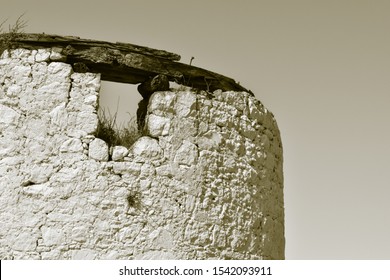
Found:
[0,13,28,55]
[95,108,146,149]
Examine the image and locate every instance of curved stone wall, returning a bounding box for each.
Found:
[0,48,284,259]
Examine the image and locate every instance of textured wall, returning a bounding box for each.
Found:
[0,48,284,260]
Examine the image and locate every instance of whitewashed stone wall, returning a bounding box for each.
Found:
[0,48,284,260]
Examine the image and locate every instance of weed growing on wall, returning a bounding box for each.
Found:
[96,108,146,149]
[126,190,141,209]
[0,14,28,55]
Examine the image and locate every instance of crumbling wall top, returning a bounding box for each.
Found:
[0,33,252,95]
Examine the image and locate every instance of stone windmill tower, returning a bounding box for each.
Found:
[0,33,285,260]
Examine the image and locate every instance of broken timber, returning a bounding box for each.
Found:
[1,33,253,95]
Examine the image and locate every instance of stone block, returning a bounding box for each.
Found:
[88,138,109,161]
[47,62,72,78]
[13,232,37,251]
[84,95,97,106]
[146,114,171,137]
[50,47,65,61]
[60,138,83,153]
[0,104,20,129]
[111,146,129,161]
[35,49,51,62]
[132,136,163,161]
[148,91,176,115]
[174,91,197,117]
[42,227,65,246]
[112,161,141,175]
[174,140,198,166]
[49,102,68,131]
[197,131,222,151]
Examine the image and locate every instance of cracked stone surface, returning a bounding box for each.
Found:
[0,48,284,260]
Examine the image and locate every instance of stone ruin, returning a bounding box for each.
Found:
[0,33,285,259]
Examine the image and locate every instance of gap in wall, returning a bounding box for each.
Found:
[98,81,142,129]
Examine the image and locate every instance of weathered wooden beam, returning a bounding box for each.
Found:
[5,33,181,60]
[1,33,253,95]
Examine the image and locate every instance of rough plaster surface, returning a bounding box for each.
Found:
[0,48,285,260]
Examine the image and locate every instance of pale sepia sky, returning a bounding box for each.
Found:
[1,0,390,259]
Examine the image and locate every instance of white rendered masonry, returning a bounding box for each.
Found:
[0,48,285,259]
